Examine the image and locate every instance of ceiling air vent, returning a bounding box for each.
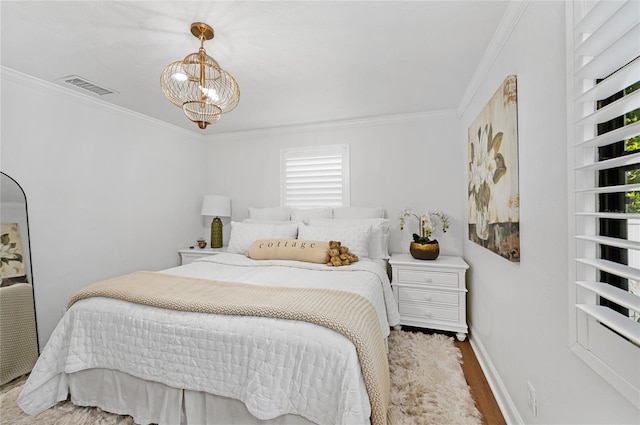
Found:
[57,75,117,96]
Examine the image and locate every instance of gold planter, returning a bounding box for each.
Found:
[409,241,440,260]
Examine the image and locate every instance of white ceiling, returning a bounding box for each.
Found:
[0,1,509,136]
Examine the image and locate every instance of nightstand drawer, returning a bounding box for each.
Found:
[180,254,201,265]
[179,247,227,265]
[396,269,458,287]
[399,303,459,322]
[398,287,458,306]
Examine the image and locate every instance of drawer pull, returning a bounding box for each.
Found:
[424,311,433,318]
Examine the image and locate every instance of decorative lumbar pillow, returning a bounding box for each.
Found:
[247,239,330,264]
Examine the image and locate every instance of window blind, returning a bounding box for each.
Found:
[281,145,350,208]
[569,0,640,407]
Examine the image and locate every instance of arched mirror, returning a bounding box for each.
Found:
[0,172,39,385]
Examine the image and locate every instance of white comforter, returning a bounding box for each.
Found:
[18,254,400,425]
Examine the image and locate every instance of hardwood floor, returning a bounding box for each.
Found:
[455,338,506,425]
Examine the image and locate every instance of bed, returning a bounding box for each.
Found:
[17,209,400,425]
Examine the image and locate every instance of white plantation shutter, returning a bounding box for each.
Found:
[281,145,350,208]
[568,0,640,407]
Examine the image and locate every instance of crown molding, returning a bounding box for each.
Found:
[207,108,460,141]
[0,66,197,138]
[457,0,530,117]
[2,65,460,141]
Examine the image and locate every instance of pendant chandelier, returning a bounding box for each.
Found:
[160,22,240,129]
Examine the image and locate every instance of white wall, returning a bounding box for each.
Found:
[461,2,638,423]
[203,113,465,256]
[1,70,207,346]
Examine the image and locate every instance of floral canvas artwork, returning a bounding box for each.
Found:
[1,222,27,282]
[468,75,520,261]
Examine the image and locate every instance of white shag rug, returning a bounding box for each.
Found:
[1,330,481,424]
[388,331,482,424]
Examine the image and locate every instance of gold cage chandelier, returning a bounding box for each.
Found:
[160,22,240,129]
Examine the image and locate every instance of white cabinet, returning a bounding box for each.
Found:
[389,253,469,341]
[178,247,227,265]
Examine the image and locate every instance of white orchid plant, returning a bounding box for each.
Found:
[468,123,507,215]
[399,209,450,244]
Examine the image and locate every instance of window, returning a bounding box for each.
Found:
[568,0,640,407]
[280,145,350,208]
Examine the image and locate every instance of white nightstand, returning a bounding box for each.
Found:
[178,247,227,265]
[389,253,469,341]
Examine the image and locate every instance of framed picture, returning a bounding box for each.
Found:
[467,75,520,262]
[1,222,27,283]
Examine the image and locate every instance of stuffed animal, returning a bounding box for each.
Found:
[326,241,359,267]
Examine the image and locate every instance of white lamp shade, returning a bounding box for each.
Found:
[201,195,231,217]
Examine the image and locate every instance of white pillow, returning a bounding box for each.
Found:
[290,207,333,224]
[332,207,385,219]
[309,218,390,260]
[248,206,291,221]
[298,224,372,259]
[227,221,299,254]
[243,219,302,225]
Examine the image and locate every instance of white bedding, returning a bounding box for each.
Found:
[18,253,400,425]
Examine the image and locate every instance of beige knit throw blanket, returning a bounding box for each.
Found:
[67,271,393,425]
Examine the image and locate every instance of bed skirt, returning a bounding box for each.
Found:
[67,369,317,425]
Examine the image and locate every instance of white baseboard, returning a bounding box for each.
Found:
[469,326,524,425]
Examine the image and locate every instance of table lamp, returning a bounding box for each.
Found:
[201,195,231,248]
